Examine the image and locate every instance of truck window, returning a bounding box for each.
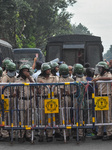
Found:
[62,49,84,65]
[0,39,13,64]
[13,48,45,68]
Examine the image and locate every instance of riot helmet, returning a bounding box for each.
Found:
[50,62,59,70]
[6,62,16,77]
[2,59,11,69]
[96,61,109,75]
[6,62,16,71]
[41,63,51,73]
[19,64,30,71]
[18,64,30,78]
[50,62,59,76]
[73,63,84,77]
[96,61,109,70]
[59,64,69,78]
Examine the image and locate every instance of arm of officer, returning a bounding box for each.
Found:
[1,75,8,89]
[24,71,34,83]
[32,57,38,70]
[93,77,112,82]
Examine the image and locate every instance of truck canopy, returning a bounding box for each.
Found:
[46,34,103,67]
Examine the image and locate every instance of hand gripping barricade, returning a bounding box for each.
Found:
[0,81,112,143]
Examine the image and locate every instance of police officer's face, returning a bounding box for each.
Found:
[22,69,30,77]
[45,69,51,75]
[98,67,103,74]
[55,66,59,72]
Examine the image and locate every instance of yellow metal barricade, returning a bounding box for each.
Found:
[0,80,112,143]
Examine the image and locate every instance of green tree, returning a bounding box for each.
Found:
[23,0,76,50]
[71,23,92,35]
[0,0,32,47]
[104,45,112,61]
[0,0,16,46]
[109,45,112,53]
[0,0,77,50]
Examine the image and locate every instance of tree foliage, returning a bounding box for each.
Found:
[0,0,92,53]
[71,23,92,35]
[104,45,112,61]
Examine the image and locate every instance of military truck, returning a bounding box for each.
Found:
[46,34,103,67]
[0,39,14,66]
[12,48,45,69]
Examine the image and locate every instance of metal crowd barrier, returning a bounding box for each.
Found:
[0,81,112,143]
[92,80,112,134]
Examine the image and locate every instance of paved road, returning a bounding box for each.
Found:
[0,138,112,150]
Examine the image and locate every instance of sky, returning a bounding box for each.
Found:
[67,0,112,54]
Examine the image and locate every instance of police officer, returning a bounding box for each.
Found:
[1,62,16,141]
[2,58,12,77]
[49,62,59,76]
[92,61,112,140]
[73,63,86,81]
[37,63,58,142]
[2,61,16,83]
[15,64,34,142]
[57,64,74,141]
[73,63,86,140]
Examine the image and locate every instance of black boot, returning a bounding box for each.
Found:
[92,135,102,140]
[18,138,25,143]
[66,136,70,141]
[25,137,31,142]
[56,135,64,141]
[102,135,112,141]
[47,137,53,142]
[38,136,43,142]
[54,133,61,138]
[0,137,10,142]
[56,136,70,141]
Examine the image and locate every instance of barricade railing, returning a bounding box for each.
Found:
[92,80,112,138]
[0,81,112,143]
